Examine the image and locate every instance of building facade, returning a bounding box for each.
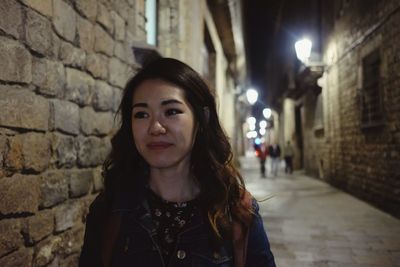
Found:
[0,0,247,265]
[275,0,400,217]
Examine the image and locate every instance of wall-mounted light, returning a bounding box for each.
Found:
[246,88,258,105]
[263,108,272,119]
[295,38,312,64]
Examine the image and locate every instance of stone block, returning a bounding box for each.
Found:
[97,3,114,34]
[0,135,7,177]
[92,167,104,192]
[113,0,129,21]
[21,0,53,17]
[114,41,134,65]
[59,253,79,267]
[53,0,76,42]
[65,68,94,106]
[4,135,23,172]
[112,87,123,112]
[94,24,114,56]
[0,36,32,83]
[69,169,92,197]
[50,99,79,135]
[77,136,111,167]
[0,174,40,214]
[93,80,114,111]
[0,0,23,39]
[32,57,65,97]
[34,236,62,267]
[86,53,108,80]
[51,134,77,168]
[59,42,86,68]
[77,16,95,52]
[54,202,82,232]
[40,171,68,208]
[23,210,54,244]
[0,86,49,131]
[0,219,23,257]
[0,247,33,267]
[75,0,97,21]
[25,9,52,55]
[21,132,51,173]
[80,107,114,135]
[112,11,125,41]
[109,58,131,88]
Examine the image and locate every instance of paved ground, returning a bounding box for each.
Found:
[239,155,400,267]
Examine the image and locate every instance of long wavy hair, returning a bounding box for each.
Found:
[103,57,252,241]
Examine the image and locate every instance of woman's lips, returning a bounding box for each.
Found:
[146,142,173,150]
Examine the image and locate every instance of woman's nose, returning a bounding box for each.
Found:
[149,119,166,135]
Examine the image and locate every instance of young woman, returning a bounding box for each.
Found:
[79,57,276,267]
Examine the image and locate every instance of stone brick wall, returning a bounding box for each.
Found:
[300,0,400,217]
[0,0,145,265]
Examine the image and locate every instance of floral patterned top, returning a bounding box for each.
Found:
[147,188,199,265]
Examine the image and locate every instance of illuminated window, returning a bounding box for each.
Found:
[360,49,384,128]
[145,0,157,46]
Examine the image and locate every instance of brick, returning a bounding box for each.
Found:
[77,16,95,52]
[97,3,114,34]
[109,57,131,88]
[77,136,110,167]
[21,0,53,17]
[52,0,76,42]
[50,99,79,135]
[0,37,32,83]
[86,53,108,80]
[21,132,51,173]
[4,135,23,172]
[32,57,65,97]
[25,9,52,55]
[65,68,94,106]
[0,219,23,257]
[0,86,49,131]
[0,247,33,267]
[0,0,23,39]
[0,174,40,214]
[92,167,103,192]
[23,210,54,244]
[75,0,97,21]
[51,134,77,168]
[54,202,82,232]
[80,107,114,135]
[59,42,86,68]
[112,11,125,41]
[68,169,92,197]
[94,24,114,56]
[33,236,62,267]
[40,171,68,208]
[93,80,114,111]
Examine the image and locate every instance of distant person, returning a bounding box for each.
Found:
[254,143,268,178]
[269,143,281,176]
[283,141,294,174]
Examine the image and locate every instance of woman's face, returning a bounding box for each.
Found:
[131,79,197,170]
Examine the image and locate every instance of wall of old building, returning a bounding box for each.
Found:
[298,0,400,217]
[0,0,242,265]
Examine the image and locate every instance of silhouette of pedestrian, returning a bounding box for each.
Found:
[269,143,281,176]
[283,141,294,174]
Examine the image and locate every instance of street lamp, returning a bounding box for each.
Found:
[263,108,272,119]
[295,38,312,64]
[246,88,258,105]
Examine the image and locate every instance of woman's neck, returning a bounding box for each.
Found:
[148,166,200,203]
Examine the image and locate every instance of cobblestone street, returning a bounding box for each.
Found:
[240,155,400,267]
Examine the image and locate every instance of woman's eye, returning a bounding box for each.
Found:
[133,111,148,119]
[166,109,182,116]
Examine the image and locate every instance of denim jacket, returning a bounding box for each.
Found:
[79,191,276,267]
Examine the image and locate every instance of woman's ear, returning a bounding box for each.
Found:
[203,106,210,123]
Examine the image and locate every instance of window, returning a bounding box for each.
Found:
[145,0,158,46]
[360,49,383,128]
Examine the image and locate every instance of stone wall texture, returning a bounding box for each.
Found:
[299,0,400,217]
[0,0,145,265]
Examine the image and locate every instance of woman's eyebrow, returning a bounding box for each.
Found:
[132,103,147,109]
[161,99,184,105]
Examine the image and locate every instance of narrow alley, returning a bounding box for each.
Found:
[240,155,400,267]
